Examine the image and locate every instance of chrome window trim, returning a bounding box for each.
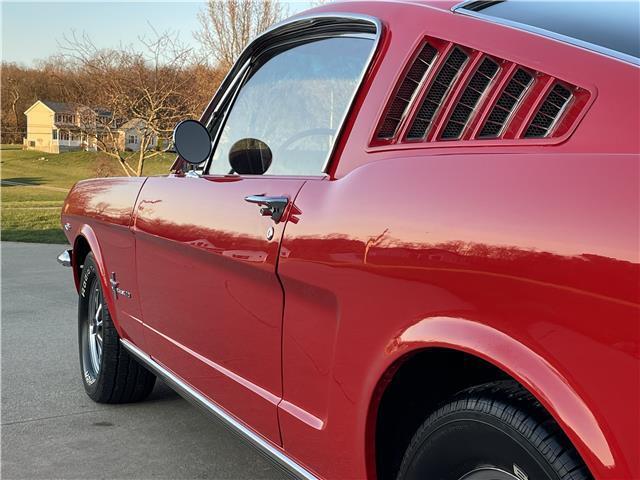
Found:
[206,62,251,174]
[451,1,640,67]
[202,13,382,177]
[120,339,318,480]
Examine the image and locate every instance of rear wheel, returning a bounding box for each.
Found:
[78,252,156,403]
[397,380,591,480]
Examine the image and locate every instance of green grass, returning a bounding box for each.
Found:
[1,145,175,243]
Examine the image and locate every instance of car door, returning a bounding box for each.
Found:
[133,33,376,445]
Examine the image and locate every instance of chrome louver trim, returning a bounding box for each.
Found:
[407,46,470,139]
[478,67,533,138]
[524,83,573,138]
[441,56,500,139]
[377,42,439,139]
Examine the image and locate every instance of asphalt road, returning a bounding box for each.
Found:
[1,242,289,479]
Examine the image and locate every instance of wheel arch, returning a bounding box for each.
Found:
[366,316,612,480]
[71,224,123,337]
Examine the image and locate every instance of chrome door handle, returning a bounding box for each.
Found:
[244,195,289,223]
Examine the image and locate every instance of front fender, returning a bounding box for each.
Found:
[72,225,124,338]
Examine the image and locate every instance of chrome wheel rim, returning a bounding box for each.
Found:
[458,467,521,480]
[84,277,104,379]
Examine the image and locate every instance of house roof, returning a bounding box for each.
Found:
[40,100,78,113]
[24,100,112,117]
[120,118,148,130]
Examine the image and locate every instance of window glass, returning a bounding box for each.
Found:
[471,1,639,59]
[209,36,373,175]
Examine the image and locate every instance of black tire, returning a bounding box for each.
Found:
[78,252,156,403]
[397,380,592,480]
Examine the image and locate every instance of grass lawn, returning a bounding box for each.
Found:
[1,145,175,243]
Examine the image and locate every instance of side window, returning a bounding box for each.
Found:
[208,36,374,176]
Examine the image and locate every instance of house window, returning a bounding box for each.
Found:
[56,114,75,123]
[128,135,138,144]
[60,131,70,141]
[52,130,58,140]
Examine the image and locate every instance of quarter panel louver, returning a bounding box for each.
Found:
[524,83,573,137]
[371,37,588,148]
[441,57,500,139]
[376,43,438,139]
[479,68,533,138]
[407,47,469,139]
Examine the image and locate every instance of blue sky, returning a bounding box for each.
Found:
[1,1,312,66]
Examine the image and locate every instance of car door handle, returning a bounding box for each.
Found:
[244,195,289,223]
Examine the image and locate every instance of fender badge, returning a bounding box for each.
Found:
[110,272,132,299]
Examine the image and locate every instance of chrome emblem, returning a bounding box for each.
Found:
[64,222,72,231]
[110,272,132,299]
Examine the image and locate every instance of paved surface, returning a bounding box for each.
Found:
[1,242,289,479]
[0,180,69,191]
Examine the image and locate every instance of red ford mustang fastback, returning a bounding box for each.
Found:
[59,1,639,479]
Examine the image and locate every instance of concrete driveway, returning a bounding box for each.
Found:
[1,242,289,479]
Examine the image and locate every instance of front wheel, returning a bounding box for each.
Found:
[78,252,156,403]
[397,380,591,480]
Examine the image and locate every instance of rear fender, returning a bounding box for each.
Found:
[375,316,616,477]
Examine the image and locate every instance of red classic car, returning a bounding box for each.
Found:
[59,1,639,479]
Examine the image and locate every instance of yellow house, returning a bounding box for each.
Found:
[24,100,109,154]
[119,118,158,152]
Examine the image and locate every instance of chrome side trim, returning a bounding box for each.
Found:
[451,2,640,67]
[57,249,72,267]
[120,339,318,480]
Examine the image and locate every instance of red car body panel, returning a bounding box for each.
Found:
[277,153,639,479]
[62,2,639,479]
[132,175,306,445]
[63,177,149,346]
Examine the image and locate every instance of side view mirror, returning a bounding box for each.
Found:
[228,138,272,175]
[173,119,212,165]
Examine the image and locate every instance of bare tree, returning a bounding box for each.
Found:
[60,29,204,176]
[195,0,287,70]
[6,78,21,143]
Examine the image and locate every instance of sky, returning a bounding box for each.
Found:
[0,1,312,66]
